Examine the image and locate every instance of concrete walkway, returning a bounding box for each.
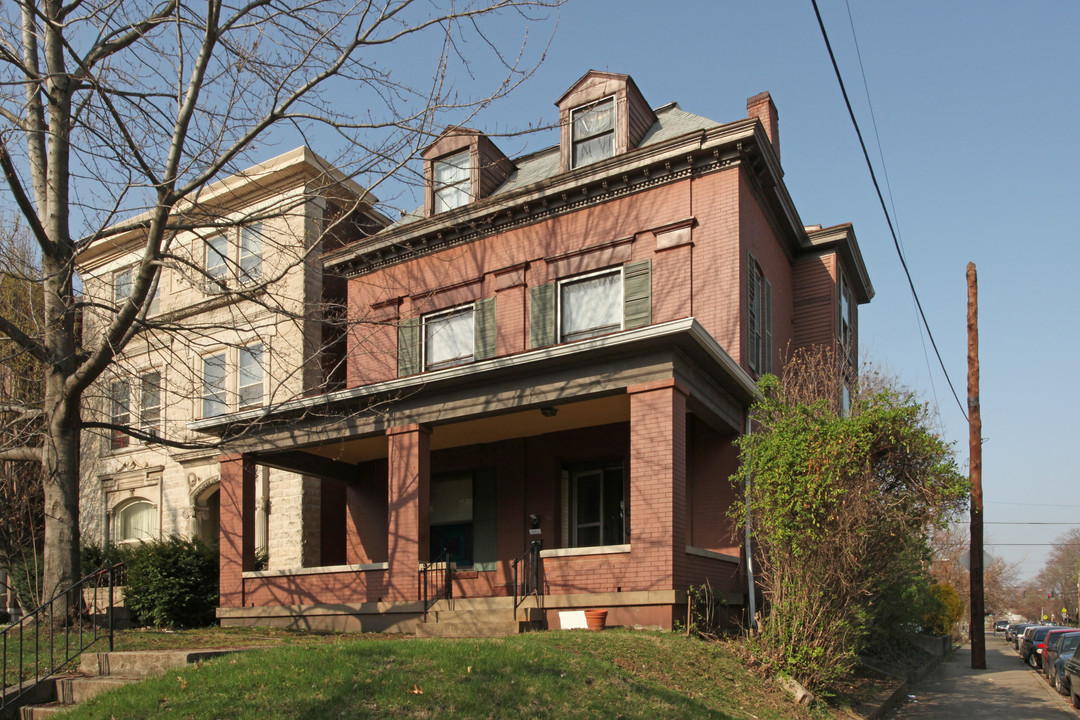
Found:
[889,641,1076,718]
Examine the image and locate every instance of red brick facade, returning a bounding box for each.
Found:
[207,71,872,631]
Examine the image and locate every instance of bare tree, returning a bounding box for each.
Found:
[0,0,559,601]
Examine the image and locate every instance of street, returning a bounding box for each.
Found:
[889,641,1076,718]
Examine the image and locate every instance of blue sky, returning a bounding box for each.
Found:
[397,0,1076,582]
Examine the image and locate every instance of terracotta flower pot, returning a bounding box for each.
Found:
[584,609,608,631]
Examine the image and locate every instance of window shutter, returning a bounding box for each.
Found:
[474,297,496,360]
[747,255,759,372]
[529,283,556,349]
[622,260,652,329]
[763,277,773,374]
[397,317,421,376]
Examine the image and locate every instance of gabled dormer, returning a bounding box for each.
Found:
[556,71,658,173]
[421,127,515,217]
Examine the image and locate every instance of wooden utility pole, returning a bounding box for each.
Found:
[968,262,985,669]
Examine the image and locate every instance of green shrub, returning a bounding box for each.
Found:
[82,543,135,572]
[6,550,43,611]
[924,582,964,637]
[123,537,218,628]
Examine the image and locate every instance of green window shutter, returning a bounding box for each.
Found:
[622,260,652,329]
[397,317,421,376]
[529,283,556,349]
[474,297,496,360]
[763,277,773,374]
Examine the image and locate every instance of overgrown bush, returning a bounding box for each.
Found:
[6,550,43,611]
[731,351,967,693]
[123,537,218,628]
[924,582,965,637]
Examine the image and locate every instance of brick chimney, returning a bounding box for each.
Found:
[747,92,779,162]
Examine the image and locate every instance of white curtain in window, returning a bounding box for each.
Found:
[120,501,157,542]
[425,308,474,368]
[561,272,621,341]
[434,151,470,212]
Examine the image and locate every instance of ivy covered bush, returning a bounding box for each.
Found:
[123,537,219,628]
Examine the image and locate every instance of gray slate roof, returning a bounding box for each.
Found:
[388,103,721,230]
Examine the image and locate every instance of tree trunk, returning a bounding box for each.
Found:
[40,372,81,605]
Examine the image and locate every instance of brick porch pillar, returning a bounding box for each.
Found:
[627,379,688,591]
[219,453,256,608]
[386,424,431,601]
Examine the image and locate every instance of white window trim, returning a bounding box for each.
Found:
[422,303,476,371]
[433,150,471,213]
[203,224,264,293]
[138,368,163,440]
[200,344,268,419]
[570,95,616,169]
[201,350,228,419]
[237,343,265,410]
[557,267,624,343]
[109,378,131,451]
[113,497,159,545]
[562,463,625,549]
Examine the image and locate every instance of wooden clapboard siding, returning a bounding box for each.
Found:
[792,253,837,351]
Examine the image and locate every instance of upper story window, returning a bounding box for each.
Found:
[571,97,615,168]
[424,305,475,370]
[109,379,130,450]
[839,272,855,350]
[238,344,264,409]
[559,269,622,342]
[240,224,263,282]
[205,235,229,290]
[140,370,162,437]
[113,268,132,307]
[528,260,651,350]
[433,150,471,213]
[747,255,772,375]
[202,352,228,418]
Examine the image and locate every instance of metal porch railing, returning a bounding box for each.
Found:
[419,550,452,620]
[511,541,543,621]
[1,563,125,711]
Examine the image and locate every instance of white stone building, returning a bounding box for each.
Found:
[77,148,388,570]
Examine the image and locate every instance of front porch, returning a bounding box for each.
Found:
[207,320,757,633]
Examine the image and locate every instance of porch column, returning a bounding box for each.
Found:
[627,379,688,590]
[386,424,431,601]
[219,453,256,608]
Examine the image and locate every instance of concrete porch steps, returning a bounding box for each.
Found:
[414,597,545,638]
[14,649,246,719]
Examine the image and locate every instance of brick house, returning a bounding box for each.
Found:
[77,148,387,566]
[191,71,873,633]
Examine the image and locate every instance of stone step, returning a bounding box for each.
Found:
[414,608,544,638]
[78,648,243,677]
[58,675,139,704]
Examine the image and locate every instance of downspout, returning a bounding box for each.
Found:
[744,411,757,630]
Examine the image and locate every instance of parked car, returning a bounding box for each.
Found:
[1064,655,1080,708]
[1052,636,1080,695]
[1022,625,1069,669]
[1042,629,1080,680]
[994,619,1010,633]
[1008,622,1036,647]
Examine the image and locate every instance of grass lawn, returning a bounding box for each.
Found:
[51,629,832,720]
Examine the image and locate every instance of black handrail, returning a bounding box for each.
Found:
[1,562,125,711]
[511,541,542,621]
[419,550,452,620]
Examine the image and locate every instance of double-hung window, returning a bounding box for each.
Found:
[240,224,262,282]
[839,272,855,353]
[433,150,470,213]
[559,270,622,342]
[113,268,132,309]
[571,97,615,168]
[423,306,475,370]
[202,352,227,418]
[528,261,651,350]
[116,499,157,543]
[109,380,130,450]
[140,370,162,437]
[205,235,229,290]
[747,255,772,375]
[238,344,264,409]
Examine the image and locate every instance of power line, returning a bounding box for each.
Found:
[810,0,968,422]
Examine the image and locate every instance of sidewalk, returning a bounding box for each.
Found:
[889,641,1076,718]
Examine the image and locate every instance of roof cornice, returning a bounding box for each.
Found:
[326,118,811,277]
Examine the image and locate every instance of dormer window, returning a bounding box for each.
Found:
[571,97,615,168]
[433,150,471,213]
